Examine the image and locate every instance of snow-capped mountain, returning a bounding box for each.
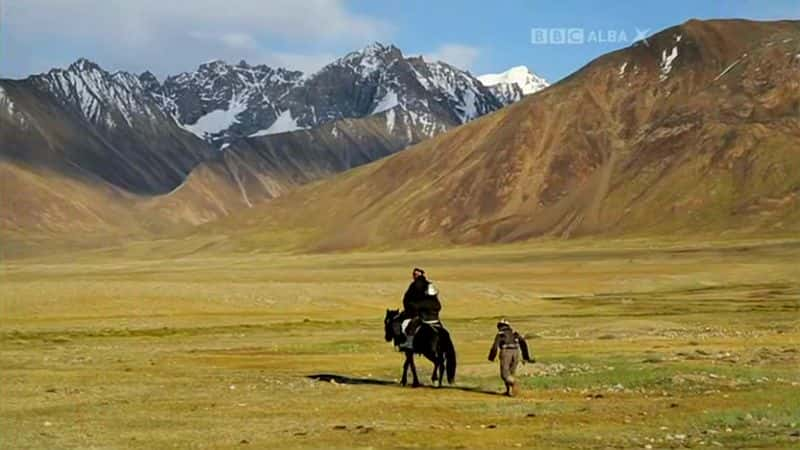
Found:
[478,66,549,103]
[143,61,303,145]
[143,43,506,147]
[8,45,533,153]
[1,58,213,194]
[30,58,169,130]
[0,44,543,199]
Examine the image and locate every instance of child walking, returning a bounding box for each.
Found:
[488,319,534,396]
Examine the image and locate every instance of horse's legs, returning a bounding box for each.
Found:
[423,351,442,386]
[409,354,421,387]
[401,354,410,386]
[438,355,445,387]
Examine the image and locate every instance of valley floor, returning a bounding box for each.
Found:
[1,239,799,449]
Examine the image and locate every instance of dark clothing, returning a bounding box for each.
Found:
[401,275,441,322]
[488,325,533,394]
[488,326,532,362]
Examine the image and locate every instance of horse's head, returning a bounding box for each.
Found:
[384,309,399,342]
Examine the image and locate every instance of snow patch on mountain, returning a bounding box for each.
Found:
[0,84,26,127]
[660,47,679,80]
[619,62,628,77]
[147,60,304,145]
[0,85,13,115]
[185,97,248,139]
[403,112,414,142]
[385,108,396,133]
[457,88,477,122]
[372,89,399,114]
[406,108,443,137]
[249,109,305,137]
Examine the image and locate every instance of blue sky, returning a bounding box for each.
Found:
[2,0,798,81]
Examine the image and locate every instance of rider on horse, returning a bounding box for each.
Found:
[384,268,456,387]
[398,267,441,347]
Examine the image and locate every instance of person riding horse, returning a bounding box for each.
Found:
[398,267,441,342]
[384,267,455,387]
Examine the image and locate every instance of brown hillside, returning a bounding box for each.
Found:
[0,161,148,256]
[197,19,800,251]
[139,113,416,225]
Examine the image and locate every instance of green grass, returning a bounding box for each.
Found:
[1,238,799,449]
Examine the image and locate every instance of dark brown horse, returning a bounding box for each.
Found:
[384,309,456,387]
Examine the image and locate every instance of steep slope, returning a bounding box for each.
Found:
[140,112,412,224]
[0,59,214,195]
[197,19,800,250]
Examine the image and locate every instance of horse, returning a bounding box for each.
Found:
[384,309,457,387]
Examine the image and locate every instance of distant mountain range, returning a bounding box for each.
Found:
[0,43,547,248]
[143,43,549,149]
[0,43,547,191]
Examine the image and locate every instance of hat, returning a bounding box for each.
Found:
[497,319,511,328]
[413,267,425,274]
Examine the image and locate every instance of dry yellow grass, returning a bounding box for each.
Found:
[1,238,799,448]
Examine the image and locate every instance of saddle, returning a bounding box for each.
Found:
[403,317,441,336]
[394,317,441,350]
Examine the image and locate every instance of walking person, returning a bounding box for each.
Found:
[488,319,534,396]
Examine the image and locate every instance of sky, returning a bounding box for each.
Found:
[1,0,798,82]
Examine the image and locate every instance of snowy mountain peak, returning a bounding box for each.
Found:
[68,58,103,73]
[478,65,548,95]
[138,71,160,91]
[477,65,549,104]
[29,58,165,130]
[359,42,400,57]
[504,65,533,77]
[335,42,403,73]
[200,59,226,67]
[197,59,233,75]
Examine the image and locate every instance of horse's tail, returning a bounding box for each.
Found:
[440,328,457,384]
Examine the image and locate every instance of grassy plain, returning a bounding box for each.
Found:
[1,238,799,449]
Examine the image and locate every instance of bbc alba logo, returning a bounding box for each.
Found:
[531,28,585,45]
[531,27,651,46]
